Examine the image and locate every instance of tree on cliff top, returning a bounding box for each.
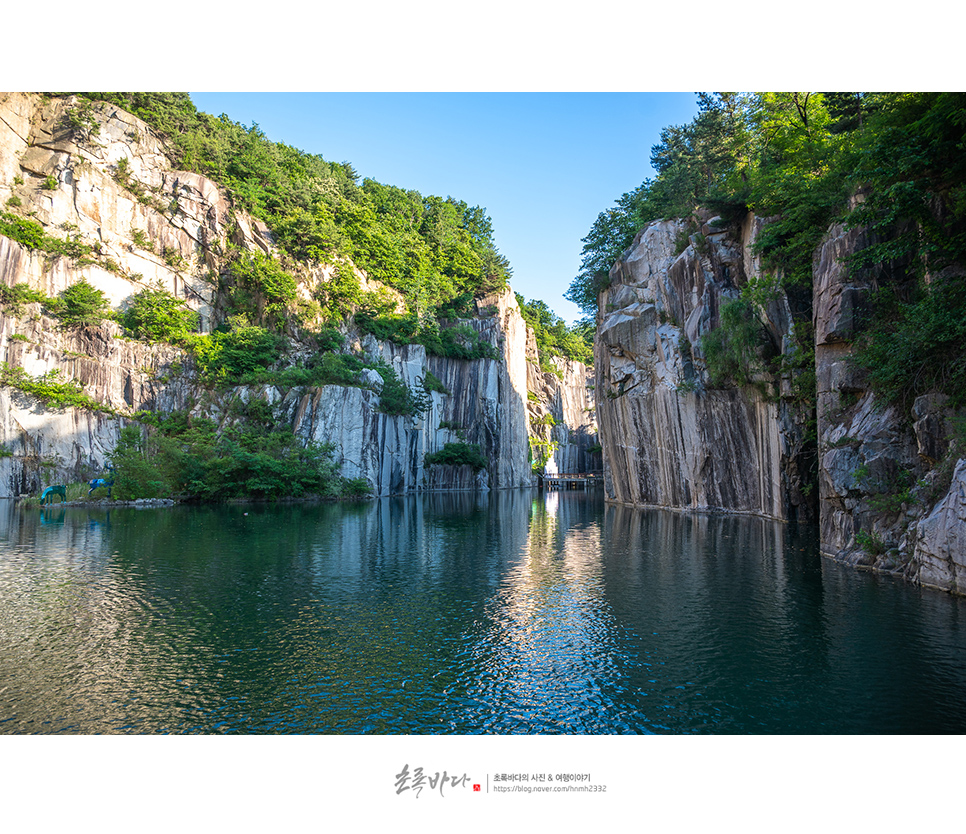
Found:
[572,90,966,411]
[566,92,858,315]
[74,93,512,319]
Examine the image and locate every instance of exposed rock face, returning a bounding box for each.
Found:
[913,459,966,594]
[595,214,813,520]
[0,94,594,498]
[525,326,598,476]
[278,290,535,495]
[813,218,966,592]
[599,206,966,592]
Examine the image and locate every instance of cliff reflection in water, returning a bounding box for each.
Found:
[1,493,966,734]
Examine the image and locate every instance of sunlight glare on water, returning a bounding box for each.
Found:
[1,491,965,734]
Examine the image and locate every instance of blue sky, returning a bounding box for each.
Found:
[189,92,700,323]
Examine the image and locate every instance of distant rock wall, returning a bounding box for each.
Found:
[525,322,598,477]
[0,93,595,499]
[279,290,535,495]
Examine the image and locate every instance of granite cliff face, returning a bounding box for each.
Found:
[595,213,813,521]
[597,205,966,594]
[278,289,536,495]
[0,93,596,498]
[813,218,966,594]
[525,325,598,476]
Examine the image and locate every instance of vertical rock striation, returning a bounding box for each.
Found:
[596,201,966,593]
[813,218,966,592]
[1,94,596,498]
[595,214,812,520]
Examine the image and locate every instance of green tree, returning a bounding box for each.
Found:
[122,287,198,343]
[189,323,284,386]
[846,92,966,409]
[58,280,111,327]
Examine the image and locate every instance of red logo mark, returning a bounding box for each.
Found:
[473,784,481,792]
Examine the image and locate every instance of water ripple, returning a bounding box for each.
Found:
[2,496,966,733]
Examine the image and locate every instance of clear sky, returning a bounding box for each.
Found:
[188,92,700,324]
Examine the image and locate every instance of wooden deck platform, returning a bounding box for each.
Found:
[540,472,603,490]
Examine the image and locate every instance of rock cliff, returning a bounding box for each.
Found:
[813,217,966,594]
[597,205,966,594]
[525,326,598,477]
[595,213,813,521]
[0,93,596,498]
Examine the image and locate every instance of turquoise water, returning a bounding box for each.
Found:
[1,490,965,734]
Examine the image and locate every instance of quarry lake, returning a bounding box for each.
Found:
[2,490,965,735]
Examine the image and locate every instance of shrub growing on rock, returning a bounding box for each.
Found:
[122,287,198,344]
[58,280,112,327]
[424,442,487,471]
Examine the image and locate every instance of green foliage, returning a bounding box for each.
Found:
[243,351,362,390]
[226,251,297,325]
[1,279,118,332]
[161,245,189,271]
[0,363,111,412]
[130,227,153,250]
[60,100,101,140]
[781,320,818,452]
[73,93,513,316]
[314,326,344,353]
[0,282,50,315]
[234,349,423,416]
[122,287,198,344]
[0,210,96,265]
[110,425,169,499]
[354,310,497,360]
[58,280,112,327]
[64,94,593,362]
[700,298,773,388]
[567,92,855,314]
[340,476,373,498]
[846,93,966,411]
[571,91,966,418]
[425,442,488,471]
[855,529,887,556]
[516,294,592,363]
[676,378,698,394]
[529,437,558,472]
[309,352,367,387]
[415,321,498,361]
[422,370,448,395]
[868,470,915,515]
[564,184,648,315]
[314,262,364,322]
[111,414,343,502]
[371,360,427,416]
[854,276,966,410]
[188,324,284,386]
[0,210,49,250]
[42,175,58,190]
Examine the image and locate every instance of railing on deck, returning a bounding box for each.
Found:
[539,471,604,490]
